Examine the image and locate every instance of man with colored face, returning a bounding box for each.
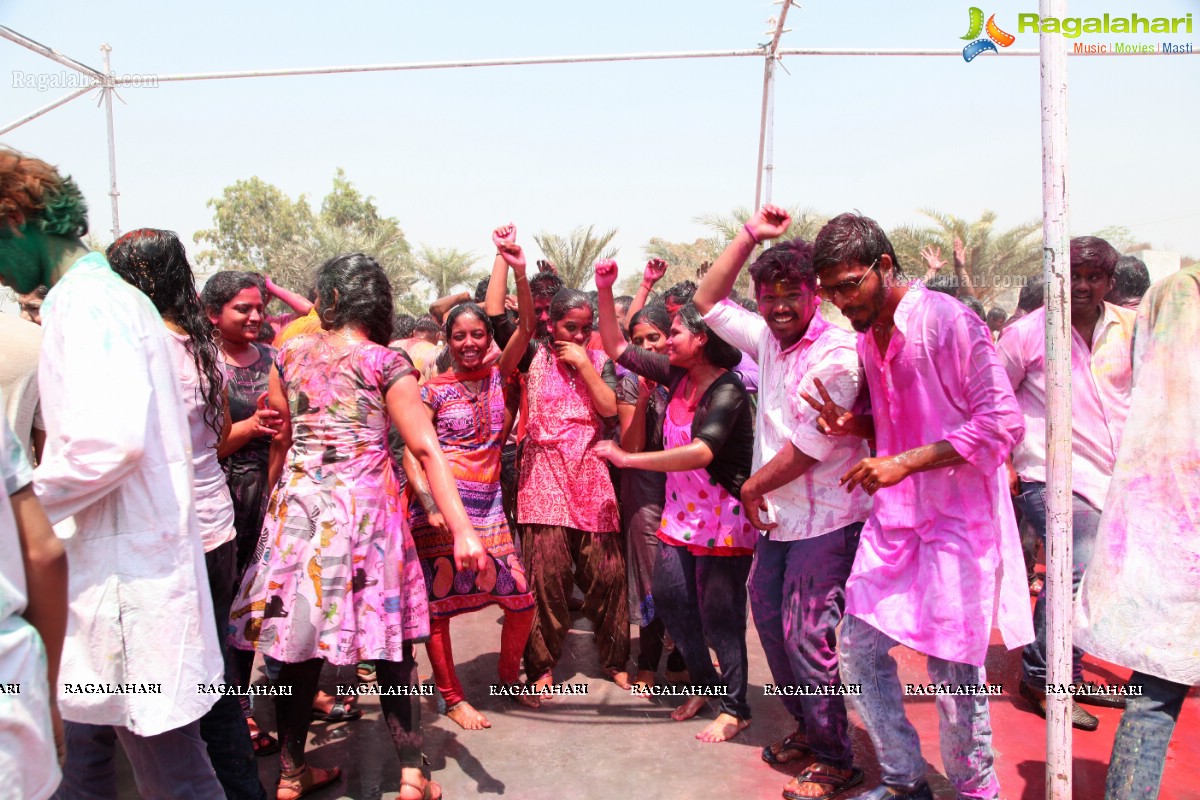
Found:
[998,236,1135,730]
[0,148,226,798]
[809,212,1031,800]
[693,205,870,800]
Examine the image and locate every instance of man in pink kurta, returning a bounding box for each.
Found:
[811,214,1032,800]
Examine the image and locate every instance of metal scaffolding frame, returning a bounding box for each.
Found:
[4,10,1183,797]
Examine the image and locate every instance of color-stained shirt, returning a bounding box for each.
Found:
[997,302,1135,510]
[0,390,60,800]
[845,285,1033,666]
[1076,266,1200,685]
[703,299,870,541]
[34,252,222,735]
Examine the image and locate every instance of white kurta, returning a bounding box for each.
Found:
[34,252,222,736]
[1075,265,1200,685]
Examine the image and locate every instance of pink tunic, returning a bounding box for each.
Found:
[517,345,619,533]
[845,286,1034,666]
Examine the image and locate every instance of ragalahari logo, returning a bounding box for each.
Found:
[961,7,1016,61]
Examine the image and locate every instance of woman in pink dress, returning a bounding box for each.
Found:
[403,228,539,729]
[517,283,629,692]
[230,253,486,800]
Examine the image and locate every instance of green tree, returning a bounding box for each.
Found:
[917,209,1042,304]
[193,177,314,274]
[617,237,723,296]
[413,246,482,299]
[532,225,619,289]
[279,218,414,297]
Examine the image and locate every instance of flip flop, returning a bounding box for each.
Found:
[782,764,865,800]
[251,731,280,757]
[762,729,810,765]
[311,697,362,722]
[277,764,341,800]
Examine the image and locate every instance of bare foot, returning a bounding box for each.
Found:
[445,701,491,730]
[633,670,656,693]
[671,695,708,721]
[696,712,749,743]
[531,674,556,703]
[605,668,632,689]
[399,767,441,800]
[513,691,542,709]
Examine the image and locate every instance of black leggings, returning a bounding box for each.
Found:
[274,646,423,774]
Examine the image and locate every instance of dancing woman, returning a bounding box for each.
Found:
[403,226,539,729]
[230,253,486,800]
[593,258,756,743]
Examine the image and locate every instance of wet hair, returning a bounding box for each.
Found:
[614,295,633,316]
[549,288,594,324]
[474,276,491,304]
[925,274,959,296]
[960,295,987,321]
[986,307,1008,328]
[748,239,818,292]
[413,314,441,339]
[1017,274,1045,313]
[1069,236,1120,277]
[445,302,494,341]
[675,302,742,370]
[530,271,565,302]
[314,252,394,345]
[107,229,224,438]
[0,147,89,237]
[812,212,905,280]
[627,303,671,337]
[664,280,697,308]
[1108,255,1150,303]
[393,313,417,339]
[201,270,262,316]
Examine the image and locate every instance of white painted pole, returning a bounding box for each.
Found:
[1038,1,1073,798]
[0,85,96,136]
[754,1,795,212]
[100,44,121,242]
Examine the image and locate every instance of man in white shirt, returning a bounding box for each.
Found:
[694,205,871,800]
[0,147,225,798]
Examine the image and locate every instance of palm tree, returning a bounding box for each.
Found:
[413,246,483,300]
[532,225,619,289]
[277,217,414,296]
[919,209,1042,304]
[696,205,828,245]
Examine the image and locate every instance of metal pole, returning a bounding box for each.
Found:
[0,84,96,136]
[754,1,794,211]
[0,25,105,79]
[100,44,121,242]
[1038,1,1073,797]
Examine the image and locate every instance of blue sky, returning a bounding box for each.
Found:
[3,0,1197,288]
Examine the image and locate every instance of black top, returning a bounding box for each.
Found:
[616,345,754,497]
[615,371,667,454]
[490,312,537,373]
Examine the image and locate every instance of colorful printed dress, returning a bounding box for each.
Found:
[230,334,429,664]
[408,366,534,618]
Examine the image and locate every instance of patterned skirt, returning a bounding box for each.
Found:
[409,477,534,618]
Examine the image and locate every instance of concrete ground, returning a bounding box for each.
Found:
[117,600,1199,799]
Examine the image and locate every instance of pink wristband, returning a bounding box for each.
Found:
[743,223,761,245]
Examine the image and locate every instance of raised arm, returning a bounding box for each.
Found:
[626,258,668,320]
[484,223,516,318]
[694,204,792,315]
[594,258,629,363]
[264,276,313,315]
[953,237,978,299]
[495,237,535,379]
[429,291,472,324]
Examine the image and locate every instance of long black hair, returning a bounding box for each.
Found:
[315,252,394,345]
[675,302,742,370]
[107,229,224,438]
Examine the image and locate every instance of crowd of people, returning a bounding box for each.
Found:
[0,145,1195,800]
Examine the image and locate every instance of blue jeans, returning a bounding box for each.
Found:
[748,523,861,769]
[1106,671,1190,800]
[52,720,224,800]
[1014,480,1101,688]
[839,615,1000,800]
[653,541,753,720]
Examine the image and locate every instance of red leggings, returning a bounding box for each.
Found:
[425,608,535,708]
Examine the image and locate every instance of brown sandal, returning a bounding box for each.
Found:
[277,764,341,800]
[399,777,442,800]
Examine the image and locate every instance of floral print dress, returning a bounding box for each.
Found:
[230,334,429,664]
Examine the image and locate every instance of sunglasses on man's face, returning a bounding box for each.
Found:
[818,259,878,302]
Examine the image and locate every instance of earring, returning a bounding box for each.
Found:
[320,308,336,325]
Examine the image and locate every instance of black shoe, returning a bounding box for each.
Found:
[1019,680,1099,731]
[857,782,935,800]
[1072,680,1128,708]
